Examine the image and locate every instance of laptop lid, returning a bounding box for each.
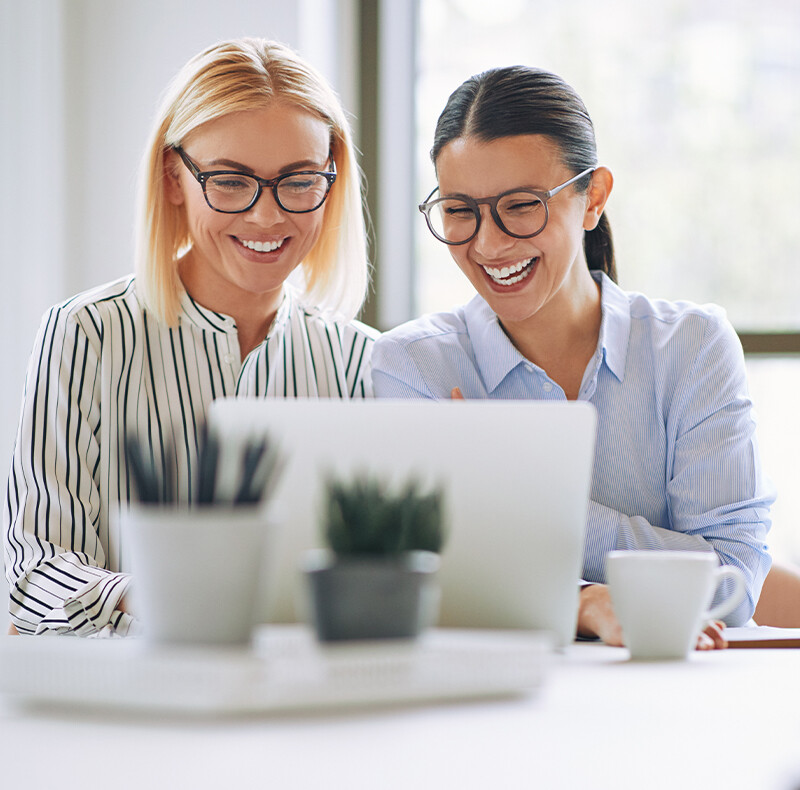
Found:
[208,398,596,647]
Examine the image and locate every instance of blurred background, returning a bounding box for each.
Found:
[2,0,798,633]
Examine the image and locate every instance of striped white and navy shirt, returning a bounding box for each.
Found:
[371,271,774,626]
[4,275,377,636]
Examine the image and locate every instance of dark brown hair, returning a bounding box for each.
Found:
[431,66,616,282]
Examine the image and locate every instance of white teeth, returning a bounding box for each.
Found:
[240,238,285,252]
[482,258,535,286]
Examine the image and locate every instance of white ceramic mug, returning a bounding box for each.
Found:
[122,505,274,647]
[605,550,747,660]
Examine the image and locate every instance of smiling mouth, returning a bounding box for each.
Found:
[481,258,536,286]
[237,237,286,253]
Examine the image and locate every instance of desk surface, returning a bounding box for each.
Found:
[1,636,798,790]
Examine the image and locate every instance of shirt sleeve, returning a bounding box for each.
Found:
[372,370,436,399]
[342,321,379,399]
[371,336,438,399]
[4,305,132,636]
[583,313,773,626]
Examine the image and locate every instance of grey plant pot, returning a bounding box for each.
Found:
[303,549,441,642]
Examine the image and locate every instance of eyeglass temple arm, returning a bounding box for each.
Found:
[547,167,595,198]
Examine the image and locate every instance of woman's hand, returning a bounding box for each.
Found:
[577,584,728,650]
[697,620,728,650]
[118,594,136,618]
[578,583,625,645]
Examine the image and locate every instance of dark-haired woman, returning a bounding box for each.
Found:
[371,66,773,645]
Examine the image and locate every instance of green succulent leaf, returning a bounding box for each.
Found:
[322,473,445,557]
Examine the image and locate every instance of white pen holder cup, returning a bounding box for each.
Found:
[122,505,275,647]
[606,550,747,661]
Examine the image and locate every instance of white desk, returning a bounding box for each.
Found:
[0,636,798,790]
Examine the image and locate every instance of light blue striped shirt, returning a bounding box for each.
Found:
[371,272,773,625]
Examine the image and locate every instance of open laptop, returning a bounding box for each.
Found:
[208,398,597,647]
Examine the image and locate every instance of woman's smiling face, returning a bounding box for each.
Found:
[165,102,331,313]
[434,134,602,329]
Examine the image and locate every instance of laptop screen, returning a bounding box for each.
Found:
[208,397,596,646]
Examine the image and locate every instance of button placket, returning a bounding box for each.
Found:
[222,319,240,368]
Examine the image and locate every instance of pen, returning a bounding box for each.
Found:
[233,438,267,505]
[126,435,159,503]
[196,425,219,505]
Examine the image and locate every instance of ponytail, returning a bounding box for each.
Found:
[584,212,616,283]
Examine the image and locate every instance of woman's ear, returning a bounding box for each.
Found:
[163,149,185,207]
[583,166,613,231]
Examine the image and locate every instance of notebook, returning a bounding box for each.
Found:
[722,626,800,649]
[208,397,597,647]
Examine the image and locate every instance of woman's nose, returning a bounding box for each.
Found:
[471,210,516,258]
[244,188,285,225]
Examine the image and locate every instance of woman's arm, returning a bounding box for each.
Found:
[4,305,134,636]
[371,334,447,399]
[584,313,773,625]
[371,369,436,399]
[753,562,800,627]
[342,321,380,399]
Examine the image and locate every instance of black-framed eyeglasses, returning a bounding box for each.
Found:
[418,167,595,245]
[173,146,337,214]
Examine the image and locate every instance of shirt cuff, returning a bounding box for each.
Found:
[36,571,133,636]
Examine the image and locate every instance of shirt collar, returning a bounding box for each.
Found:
[464,295,529,393]
[593,271,629,383]
[463,270,631,392]
[177,286,291,337]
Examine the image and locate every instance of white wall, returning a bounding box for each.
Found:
[0,0,354,634]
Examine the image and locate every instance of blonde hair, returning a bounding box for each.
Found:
[134,38,369,325]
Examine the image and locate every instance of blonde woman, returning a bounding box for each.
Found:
[4,38,377,636]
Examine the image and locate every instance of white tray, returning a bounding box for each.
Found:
[0,625,552,714]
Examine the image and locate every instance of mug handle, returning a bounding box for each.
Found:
[704,566,747,622]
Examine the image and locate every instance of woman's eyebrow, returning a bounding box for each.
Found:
[205,157,326,174]
[441,185,546,199]
[206,157,253,172]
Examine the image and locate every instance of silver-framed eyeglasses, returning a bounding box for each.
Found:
[173,146,337,214]
[419,167,595,245]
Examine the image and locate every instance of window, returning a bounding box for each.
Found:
[416,0,800,330]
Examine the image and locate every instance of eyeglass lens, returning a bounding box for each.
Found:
[426,191,547,244]
[204,172,331,213]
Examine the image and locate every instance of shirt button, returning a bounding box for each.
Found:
[542,381,554,392]
[524,363,534,372]
[223,353,235,364]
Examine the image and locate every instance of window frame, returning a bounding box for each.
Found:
[358,0,800,355]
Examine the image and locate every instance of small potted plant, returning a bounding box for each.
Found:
[303,473,446,642]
